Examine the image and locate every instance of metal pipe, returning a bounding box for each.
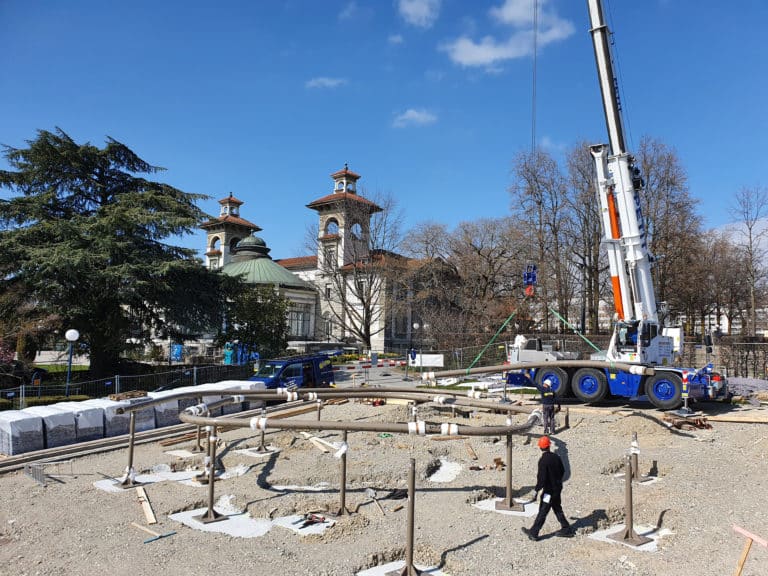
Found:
[119,411,140,488]
[195,425,224,524]
[402,458,421,576]
[495,432,523,512]
[180,411,542,438]
[608,454,651,546]
[337,430,349,516]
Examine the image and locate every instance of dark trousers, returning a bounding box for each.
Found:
[530,490,569,536]
[543,405,556,434]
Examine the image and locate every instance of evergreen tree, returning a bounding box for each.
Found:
[0,128,237,377]
[219,285,290,359]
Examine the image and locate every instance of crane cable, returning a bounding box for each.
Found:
[530,0,538,153]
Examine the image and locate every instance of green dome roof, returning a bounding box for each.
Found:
[221,235,314,290]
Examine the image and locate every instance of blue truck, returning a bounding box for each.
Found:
[249,354,335,389]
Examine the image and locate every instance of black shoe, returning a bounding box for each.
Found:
[521,527,539,542]
[557,527,575,538]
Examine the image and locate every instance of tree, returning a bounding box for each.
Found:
[0,128,230,377]
[218,285,290,359]
[731,186,768,336]
[509,149,575,332]
[565,142,608,333]
[635,136,701,317]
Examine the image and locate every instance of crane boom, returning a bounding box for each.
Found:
[586,0,673,364]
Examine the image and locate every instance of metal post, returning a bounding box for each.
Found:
[120,412,141,488]
[496,433,524,511]
[336,430,350,516]
[388,458,422,576]
[195,425,225,523]
[255,408,268,453]
[65,341,74,397]
[316,399,323,421]
[631,432,639,481]
[115,374,121,395]
[609,455,651,546]
[20,385,26,410]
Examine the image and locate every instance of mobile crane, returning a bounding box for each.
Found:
[553,0,727,409]
[503,1,729,410]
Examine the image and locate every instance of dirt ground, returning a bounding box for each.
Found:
[1,396,767,576]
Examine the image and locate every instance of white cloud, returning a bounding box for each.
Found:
[393,108,437,128]
[388,34,405,45]
[305,77,347,89]
[398,0,441,28]
[339,1,358,20]
[442,0,574,69]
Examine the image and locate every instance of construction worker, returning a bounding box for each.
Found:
[521,436,574,541]
[538,378,559,435]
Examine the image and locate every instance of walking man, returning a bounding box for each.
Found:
[521,436,574,541]
[539,378,559,435]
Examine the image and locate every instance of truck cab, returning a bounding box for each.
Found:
[248,355,335,389]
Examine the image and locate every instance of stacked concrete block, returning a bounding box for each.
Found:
[0,410,44,455]
[211,380,265,411]
[147,390,182,427]
[124,397,156,432]
[52,401,104,441]
[80,399,130,437]
[21,406,77,449]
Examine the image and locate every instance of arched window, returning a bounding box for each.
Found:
[325,219,339,235]
[350,223,362,239]
[229,237,240,252]
[210,237,221,252]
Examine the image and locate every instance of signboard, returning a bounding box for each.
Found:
[408,353,444,368]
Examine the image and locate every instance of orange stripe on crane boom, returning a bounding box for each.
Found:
[606,189,621,239]
[611,276,625,320]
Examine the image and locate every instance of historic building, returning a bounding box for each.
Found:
[201,166,410,353]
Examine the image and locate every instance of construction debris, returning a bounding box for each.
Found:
[108,391,147,401]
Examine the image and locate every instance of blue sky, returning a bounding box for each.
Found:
[2,0,767,260]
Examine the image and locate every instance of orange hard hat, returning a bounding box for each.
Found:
[538,436,551,449]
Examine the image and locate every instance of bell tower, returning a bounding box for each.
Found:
[200,193,261,269]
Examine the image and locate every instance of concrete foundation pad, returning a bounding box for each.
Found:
[589,523,673,552]
[473,497,538,517]
[169,508,273,538]
[233,446,281,459]
[613,473,660,485]
[93,471,198,492]
[356,561,447,575]
[271,482,332,493]
[272,514,336,536]
[165,449,197,458]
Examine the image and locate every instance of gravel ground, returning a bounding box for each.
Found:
[1,396,767,576]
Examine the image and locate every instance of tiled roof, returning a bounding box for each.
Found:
[276,255,318,269]
[200,215,261,230]
[331,166,361,180]
[306,192,382,212]
[219,194,244,205]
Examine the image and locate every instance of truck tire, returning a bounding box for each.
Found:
[534,367,569,398]
[572,368,608,403]
[645,372,683,410]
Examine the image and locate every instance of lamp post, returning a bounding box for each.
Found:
[65,328,79,397]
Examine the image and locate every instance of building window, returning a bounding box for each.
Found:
[209,258,219,269]
[288,303,311,338]
[325,284,332,299]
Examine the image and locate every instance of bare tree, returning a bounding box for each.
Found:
[635,135,701,314]
[731,186,768,336]
[509,149,575,331]
[565,142,608,333]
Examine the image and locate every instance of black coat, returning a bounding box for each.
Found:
[535,450,565,495]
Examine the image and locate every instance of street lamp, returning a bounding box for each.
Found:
[65,328,79,397]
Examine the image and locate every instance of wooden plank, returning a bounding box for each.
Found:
[136,486,157,525]
[734,524,768,547]
[465,442,478,460]
[708,415,768,424]
[131,521,160,537]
